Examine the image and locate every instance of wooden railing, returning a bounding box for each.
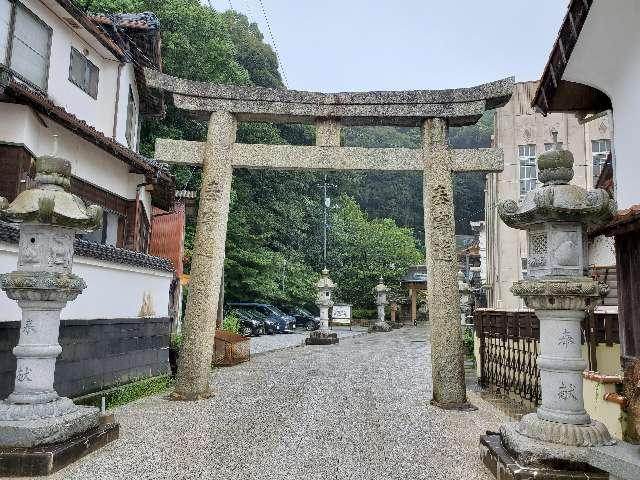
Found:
[474,309,620,406]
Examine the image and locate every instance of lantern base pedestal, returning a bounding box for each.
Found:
[305,330,339,345]
[0,421,119,477]
[515,413,614,448]
[480,431,608,480]
[368,321,392,333]
[0,402,100,448]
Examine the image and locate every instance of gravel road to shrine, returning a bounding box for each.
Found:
[43,327,509,480]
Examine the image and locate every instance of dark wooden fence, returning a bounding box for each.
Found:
[0,318,170,399]
[474,309,619,406]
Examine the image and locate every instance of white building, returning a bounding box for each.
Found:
[484,81,613,309]
[0,1,181,322]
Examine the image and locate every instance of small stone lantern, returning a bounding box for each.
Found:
[305,268,338,345]
[457,270,472,325]
[496,134,617,455]
[371,277,392,332]
[0,155,114,468]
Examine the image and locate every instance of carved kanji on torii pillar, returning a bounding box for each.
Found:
[145,69,513,407]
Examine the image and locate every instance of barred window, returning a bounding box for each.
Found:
[7,3,52,91]
[69,47,99,98]
[592,139,611,185]
[519,144,537,197]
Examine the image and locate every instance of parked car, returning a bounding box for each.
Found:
[227,303,296,332]
[226,308,264,337]
[279,306,320,331]
[242,308,280,335]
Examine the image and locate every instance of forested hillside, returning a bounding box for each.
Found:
[76,0,490,308]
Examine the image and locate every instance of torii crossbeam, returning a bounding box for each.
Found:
[146,69,514,408]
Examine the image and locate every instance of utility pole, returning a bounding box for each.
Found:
[318,173,336,268]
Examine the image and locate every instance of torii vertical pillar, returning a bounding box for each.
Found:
[173,112,237,400]
[422,118,473,410]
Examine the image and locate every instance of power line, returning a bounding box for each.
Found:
[256,0,288,88]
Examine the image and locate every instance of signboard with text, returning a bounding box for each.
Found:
[331,304,351,326]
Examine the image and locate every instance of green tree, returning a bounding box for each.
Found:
[327,196,423,308]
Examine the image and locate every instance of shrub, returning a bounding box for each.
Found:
[221,312,240,334]
[463,328,474,356]
[352,307,377,320]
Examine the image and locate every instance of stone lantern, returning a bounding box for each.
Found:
[0,155,115,473]
[371,277,392,332]
[457,270,472,325]
[306,268,338,345]
[488,134,617,469]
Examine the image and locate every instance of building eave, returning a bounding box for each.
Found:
[0,75,175,211]
[52,0,125,60]
[531,0,611,114]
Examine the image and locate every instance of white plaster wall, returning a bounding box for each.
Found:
[0,104,144,200]
[139,186,152,222]
[0,242,172,322]
[563,0,640,210]
[588,235,616,267]
[9,1,139,148]
[19,0,117,137]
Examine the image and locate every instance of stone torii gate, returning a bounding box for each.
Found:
[146,70,513,408]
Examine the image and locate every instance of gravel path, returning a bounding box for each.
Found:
[250,327,367,355]
[41,327,506,480]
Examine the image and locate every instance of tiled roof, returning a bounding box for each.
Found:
[175,190,198,199]
[0,74,175,211]
[53,1,124,59]
[593,204,640,236]
[0,222,174,272]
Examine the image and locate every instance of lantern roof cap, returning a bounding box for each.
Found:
[0,155,102,231]
[498,141,616,230]
[317,268,335,289]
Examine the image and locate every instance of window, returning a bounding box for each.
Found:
[518,144,537,196]
[0,0,11,65]
[125,86,136,148]
[592,139,611,185]
[69,47,99,98]
[544,142,563,151]
[7,3,52,91]
[83,211,120,246]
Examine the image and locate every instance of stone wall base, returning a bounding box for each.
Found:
[0,422,118,477]
[480,433,608,479]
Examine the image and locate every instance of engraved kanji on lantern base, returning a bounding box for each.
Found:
[0,155,118,476]
[481,134,617,477]
[306,268,338,345]
[369,278,392,333]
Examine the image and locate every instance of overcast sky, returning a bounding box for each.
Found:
[204,0,567,92]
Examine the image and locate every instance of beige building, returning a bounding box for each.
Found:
[484,81,612,309]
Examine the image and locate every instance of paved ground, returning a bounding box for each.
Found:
[43,327,509,480]
[250,327,367,356]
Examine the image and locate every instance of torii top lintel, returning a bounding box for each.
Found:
[145,69,514,127]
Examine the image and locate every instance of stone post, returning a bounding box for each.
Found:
[390,301,397,324]
[0,155,105,450]
[306,268,338,345]
[422,118,470,409]
[371,277,392,332]
[315,118,341,147]
[496,137,617,456]
[173,111,236,400]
